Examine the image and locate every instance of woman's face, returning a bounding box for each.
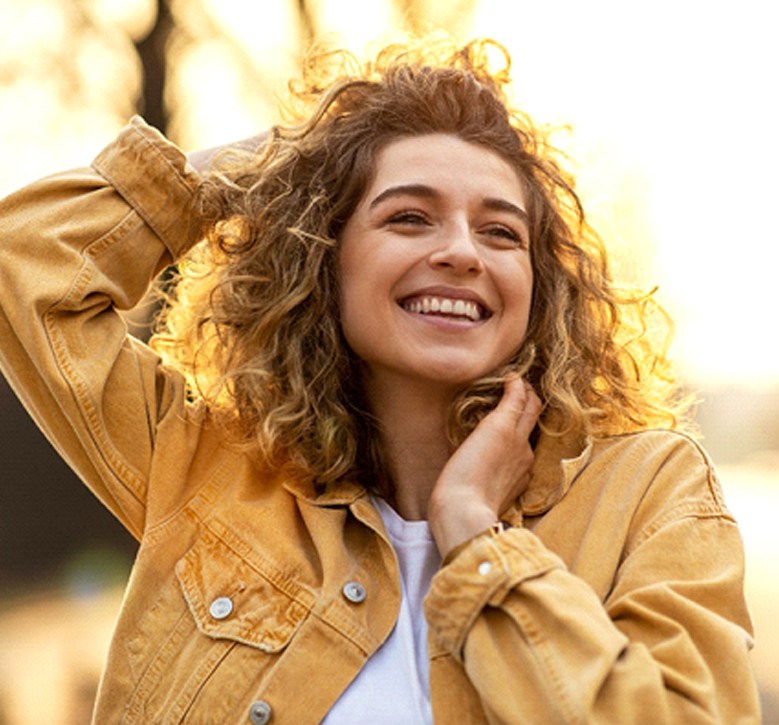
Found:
[338,133,533,392]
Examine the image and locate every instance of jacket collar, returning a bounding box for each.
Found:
[520,421,592,516]
[282,475,365,507]
[282,415,592,515]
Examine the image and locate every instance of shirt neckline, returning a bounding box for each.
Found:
[370,494,436,545]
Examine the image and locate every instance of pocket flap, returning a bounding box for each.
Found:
[175,528,310,652]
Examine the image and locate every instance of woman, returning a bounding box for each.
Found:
[0,39,759,723]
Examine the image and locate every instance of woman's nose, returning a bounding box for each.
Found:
[427,223,483,275]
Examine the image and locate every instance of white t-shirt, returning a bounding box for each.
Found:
[321,495,441,723]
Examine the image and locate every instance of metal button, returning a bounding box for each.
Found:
[209,596,234,620]
[478,561,493,576]
[342,580,367,604]
[248,700,272,724]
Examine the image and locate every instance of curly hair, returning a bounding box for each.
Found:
[151,38,691,494]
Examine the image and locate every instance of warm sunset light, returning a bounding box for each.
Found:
[1,0,777,722]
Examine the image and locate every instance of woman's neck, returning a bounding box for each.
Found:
[365,373,456,521]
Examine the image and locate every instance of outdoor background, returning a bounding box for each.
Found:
[0,0,777,722]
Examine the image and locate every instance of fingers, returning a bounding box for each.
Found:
[517,382,543,439]
[494,377,543,439]
[430,377,541,546]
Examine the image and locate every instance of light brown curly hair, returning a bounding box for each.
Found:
[151,38,690,494]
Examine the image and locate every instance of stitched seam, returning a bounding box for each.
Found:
[94,124,196,255]
[169,641,236,722]
[196,519,318,612]
[142,451,233,546]
[625,501,732,558]
[44,211,150,509]
[122,607,191,723]
[306,605,374,657]
[504,603,582,724]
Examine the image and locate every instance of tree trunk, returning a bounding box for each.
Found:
[135,0,172,133]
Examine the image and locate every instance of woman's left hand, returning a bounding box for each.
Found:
[428,377,542,559]
[187,132,268,173]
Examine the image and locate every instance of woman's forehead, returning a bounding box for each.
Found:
[362,133,528,208]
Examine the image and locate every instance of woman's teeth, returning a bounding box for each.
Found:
[402,296,484,321]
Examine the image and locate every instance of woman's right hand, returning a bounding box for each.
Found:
[427,377,542,559]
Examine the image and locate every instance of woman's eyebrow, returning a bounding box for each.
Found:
[369,184,438,209]
[482,197,529,225]
[368,184,528,225]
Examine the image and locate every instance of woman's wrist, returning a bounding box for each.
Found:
[439,520,514,566]
[429,500,497,561]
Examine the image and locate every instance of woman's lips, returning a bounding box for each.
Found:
[399,293,490,322]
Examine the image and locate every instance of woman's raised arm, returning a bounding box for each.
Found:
[0,118,202,538]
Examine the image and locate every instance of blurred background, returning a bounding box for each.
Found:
[0,0,776,722]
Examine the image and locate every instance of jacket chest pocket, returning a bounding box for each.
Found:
[176,527,310,651]
[123,526,314,723]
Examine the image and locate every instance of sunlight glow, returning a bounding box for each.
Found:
[720,458,779,690]
[170,39,264,149]
[0,0,68,57]
[308,0,398,51]
[201,0,300,73]
[81,0,157,40]
[469,0,779,386]
[1,0,776,385]
[0,0,139,193]
[173,0,301,148]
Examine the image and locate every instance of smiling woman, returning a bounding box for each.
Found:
[0,37,761,723]
[338,135,533,393]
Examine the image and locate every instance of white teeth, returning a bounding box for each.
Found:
[402,296,484,321]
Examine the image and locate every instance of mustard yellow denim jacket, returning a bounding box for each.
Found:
[0,119,761,724]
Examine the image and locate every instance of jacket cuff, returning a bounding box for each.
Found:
[91,116,203,259]
[424,527,564,659]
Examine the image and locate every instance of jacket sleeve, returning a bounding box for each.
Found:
[0,117,203,540]
[423,439,760,724]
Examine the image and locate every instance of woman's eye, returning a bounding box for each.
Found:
[386,210,430,227]
[483,224,527,248]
